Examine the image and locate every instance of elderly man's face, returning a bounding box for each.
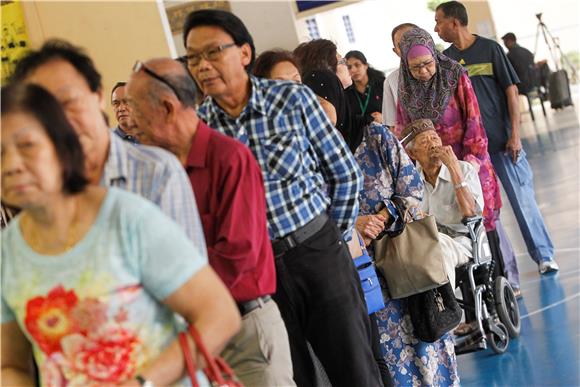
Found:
[125,77,160,146]
[24,59,108,175]
[393,27,414,58]
[185,26,251,100]
[410,130,443,165]
[111,85,131,130]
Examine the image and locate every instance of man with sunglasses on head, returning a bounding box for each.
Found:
[183,9,382,387]
[126,57,294,386]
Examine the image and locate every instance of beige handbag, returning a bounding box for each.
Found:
[373,204,448,299]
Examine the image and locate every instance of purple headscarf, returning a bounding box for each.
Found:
[398,27,465,123]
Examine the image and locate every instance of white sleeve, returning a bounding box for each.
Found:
[381,70,399,127]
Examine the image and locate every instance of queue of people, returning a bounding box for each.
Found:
[1,1,557,386]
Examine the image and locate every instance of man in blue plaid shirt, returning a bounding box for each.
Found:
[183,10,382,387]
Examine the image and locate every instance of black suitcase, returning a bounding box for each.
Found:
[548,69,573,109]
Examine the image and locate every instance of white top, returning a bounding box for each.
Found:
[418,161,484,254]
[381,69,400,127]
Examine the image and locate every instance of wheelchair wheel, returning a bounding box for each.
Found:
[495,276,521,338]
[487,321,509,354]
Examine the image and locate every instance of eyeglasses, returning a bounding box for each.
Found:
[409,58,435,72]
[182,43,236,67]
[132,61,182,102]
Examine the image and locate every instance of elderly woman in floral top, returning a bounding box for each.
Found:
[354,122,460,386]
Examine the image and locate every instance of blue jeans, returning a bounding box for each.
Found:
[490,150,554,263]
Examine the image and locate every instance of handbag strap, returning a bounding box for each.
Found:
[392,197,425,223]
[356,231,366,250]
[188,325,234,384]
[178,331,200,387]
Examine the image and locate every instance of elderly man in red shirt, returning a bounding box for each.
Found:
[126,57,294,386]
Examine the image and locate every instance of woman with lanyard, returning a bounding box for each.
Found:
[345,50,386,151]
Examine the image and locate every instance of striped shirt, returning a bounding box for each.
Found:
[101,133,207,256]
[198,76,362,239]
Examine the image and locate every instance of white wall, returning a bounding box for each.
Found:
[21,0,174,118]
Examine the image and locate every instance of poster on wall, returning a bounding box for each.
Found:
[1,0,30,85]
[165,1,231,35]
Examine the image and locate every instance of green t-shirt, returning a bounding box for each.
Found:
[444,35,520,154]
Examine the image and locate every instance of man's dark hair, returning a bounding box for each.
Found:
[391,23,419,44]
[252,49,300,79]
[1,83,89,194]
[501,32,517,42]
[293,39,338,76]
[111,81,126,97]
[182,9,256,71]
[436,1,469,26]
[10,39,102,92]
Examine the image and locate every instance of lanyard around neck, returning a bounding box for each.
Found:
[356,85,372,115]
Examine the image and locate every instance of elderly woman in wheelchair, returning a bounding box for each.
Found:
[403,119,521,355]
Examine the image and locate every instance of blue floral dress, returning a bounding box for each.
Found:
[354,123,460,386]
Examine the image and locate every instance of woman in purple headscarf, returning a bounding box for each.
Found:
[394,27,501,235]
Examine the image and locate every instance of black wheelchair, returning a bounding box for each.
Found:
[453,216,521,355]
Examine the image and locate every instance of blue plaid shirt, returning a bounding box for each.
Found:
[197,76,363,239]
[101,133,207,258]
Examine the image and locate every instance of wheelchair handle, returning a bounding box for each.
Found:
[461,215,483,226]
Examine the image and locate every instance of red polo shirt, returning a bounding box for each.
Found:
[186,120,276,302]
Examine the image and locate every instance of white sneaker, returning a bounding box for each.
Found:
[539,260,559,275]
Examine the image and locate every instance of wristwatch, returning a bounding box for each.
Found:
[135,375,155,387]
[454,181,468,190]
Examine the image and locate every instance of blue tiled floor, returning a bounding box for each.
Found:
[457,98,580,386]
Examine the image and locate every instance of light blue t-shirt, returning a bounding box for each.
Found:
[1,188,208,386]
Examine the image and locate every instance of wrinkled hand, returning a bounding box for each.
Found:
[370,112,383,123]
[430,145,459,169]
[356,214,386,244]
[506,134,522,163]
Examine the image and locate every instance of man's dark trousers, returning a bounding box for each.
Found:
[273,219,383,387]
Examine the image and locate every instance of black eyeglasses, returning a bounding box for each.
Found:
[182,43,236,67]
[132,61,182,102]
